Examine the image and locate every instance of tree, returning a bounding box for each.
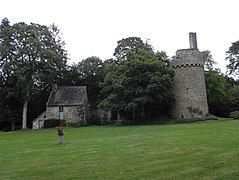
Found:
[99,63,126,109]
[58,63,83,86]
[0,19,68,129]
[201,48,239,117]
[113,37,153,61]
[205,69,238,116]
[76,56,104,108]
[202,50,217,71]
[100,49,174,120]
[229,84,239,110]
[205,70,228,113]
[226,40,239,75]
[0,17,10,29]
[0,74,22,130]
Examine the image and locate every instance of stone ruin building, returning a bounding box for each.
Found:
[170,32,209,120]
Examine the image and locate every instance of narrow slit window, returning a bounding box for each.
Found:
[59,106,64,112]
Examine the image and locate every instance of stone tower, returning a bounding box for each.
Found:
[170,32,208,120]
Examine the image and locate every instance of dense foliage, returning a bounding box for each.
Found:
[203,51,239,117]
[229,110,239,119]
[113,37,153,61]
[205,70,239,116]
[76,56,104,108]
[202,50,217,71]
[1,18,239,130]
[0,18,68,129]
[226,40,239,75]
[100,49,174,120]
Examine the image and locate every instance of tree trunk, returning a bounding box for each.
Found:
[141,104,145,120]
[117,111,120,122]
[22,88,29,130]
[132,107,136,120]
[11,119,15,131]
[22,99,28,129]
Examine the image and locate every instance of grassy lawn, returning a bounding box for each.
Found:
[1,119,239,179]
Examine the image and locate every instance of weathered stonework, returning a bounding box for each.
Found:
[189,32,198,49]
[32,85,90,129]
[170,33,209,120]
[46,106,87,123]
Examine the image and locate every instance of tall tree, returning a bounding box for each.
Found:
[77,56,104,108]
[58,63,83,86]
[100,49,174,120]
[99,64,126,112]
[0,17,10,29]
[229,84,239,110]
[113,37,153,61]
[0,19,68,129]
[205,69,238,116]
[226,40,239,75]
[202,49,239,117]
[202,50,217,71]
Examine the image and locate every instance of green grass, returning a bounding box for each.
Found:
[1,119,239,179]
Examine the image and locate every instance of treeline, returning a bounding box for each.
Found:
[0,18,239,130]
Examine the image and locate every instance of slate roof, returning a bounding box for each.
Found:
[47,86,88,106]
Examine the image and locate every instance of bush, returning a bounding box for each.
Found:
[229,111,239,119]
[43,119,88,128]
[3,127,11,132]
[14,126,22,131]
[89,114,102,125]
[44,119,64,129]
[72,120,87,128]
[63,119,74,127]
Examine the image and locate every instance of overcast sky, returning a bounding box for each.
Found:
[1,0,239,73]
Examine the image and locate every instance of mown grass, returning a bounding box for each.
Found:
[1,118,239,179]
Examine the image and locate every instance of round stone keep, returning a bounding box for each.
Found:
[170,48,208,120]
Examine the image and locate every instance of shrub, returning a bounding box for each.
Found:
[72,120,87,127]
[229,111,239,119]
[14,126,22,131]
[44,119,64,129]
[43,119,88,128]
[3,127,11,132]
[187,106,203,115]
[89,114,101,125]
[64,119,74,127]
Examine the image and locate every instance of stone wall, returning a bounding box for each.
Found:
[46,106,88,123]
[170,48,208,120]
[189,32,198,49]
[32,111,47,130]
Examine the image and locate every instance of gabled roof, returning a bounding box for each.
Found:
[47,86,88,106]
[32,111,46,123]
